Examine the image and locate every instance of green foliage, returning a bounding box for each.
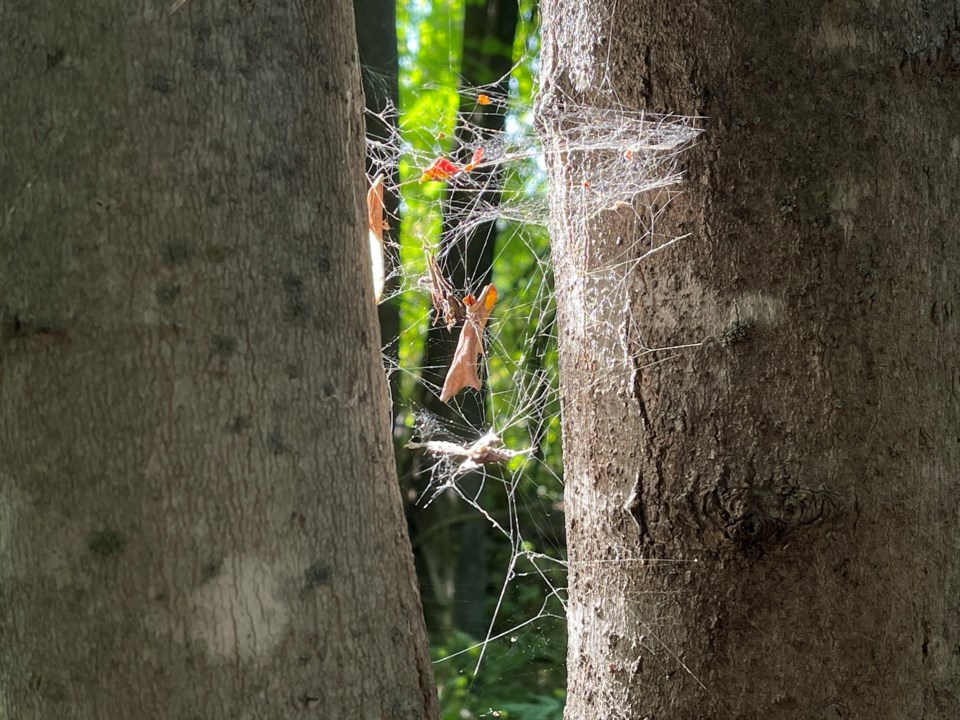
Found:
[499,696,566,720]
[432,627,565,720]
[393,1,565,716]
[394,0,559,474]
[395,0,465,406]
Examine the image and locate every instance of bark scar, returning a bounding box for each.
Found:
[626,347,650,544]
[624,470,650,545]
[625,319,657,546]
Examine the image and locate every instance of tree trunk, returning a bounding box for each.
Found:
[538,1,960,718]
[0,1,438,718]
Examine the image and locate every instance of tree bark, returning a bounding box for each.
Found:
[539,1,960,718]
[0,1,438,718]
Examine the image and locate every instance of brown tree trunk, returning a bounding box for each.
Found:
[538,1,960,718]
[0,1,438,718]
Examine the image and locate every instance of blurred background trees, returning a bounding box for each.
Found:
[354,1,567,717]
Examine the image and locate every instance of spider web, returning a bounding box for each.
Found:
[365,8,702,711]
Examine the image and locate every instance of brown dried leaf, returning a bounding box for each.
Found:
[440,284,497,402]
[366,174,384,243]
[366,175,385,301]
[423,250,466,330]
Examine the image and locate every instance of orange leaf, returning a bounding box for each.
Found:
[481,284,497,310]
[366,174,384,243]
[464,146,485,172]
[477,94,492,105]
[440,284,497,402]
[420,157,460,183]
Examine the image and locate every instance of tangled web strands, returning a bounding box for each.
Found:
[538,103,702,219]
[365,100,701,257]
[534,102,703,374]
[364,93,702,683]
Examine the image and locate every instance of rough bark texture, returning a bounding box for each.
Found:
[539,1,960,718]
[0,1,438,718]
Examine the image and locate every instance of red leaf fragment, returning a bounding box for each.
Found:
[464,146,485,173]
[420,157,460,183]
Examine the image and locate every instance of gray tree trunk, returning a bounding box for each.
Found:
[538,1,960,718]
[0,1,438,718]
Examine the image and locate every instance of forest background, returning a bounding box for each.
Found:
[357,0,568,718]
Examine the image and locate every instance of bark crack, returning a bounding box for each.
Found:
[626,324,658,547]
[624,470,650,545]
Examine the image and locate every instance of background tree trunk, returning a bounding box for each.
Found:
[354,0,402,399]
[538,1,960,718]
[410,0,519,638]
[447,0,520,640]
[0,1,438,718]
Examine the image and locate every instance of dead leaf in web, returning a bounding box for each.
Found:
[407,429,533,474]
[440,284,497,402]
[421,249,466,330]
[463,146,485,173]
[367,174,385,242]
[366,175,386,302]
[420,157,460,183]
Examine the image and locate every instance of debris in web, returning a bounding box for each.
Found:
[420,249,466,330]
[439,283,497,402]
[363,53,702,689]
[407,429,533,475]
[365,174,386,302]
[420,156,460,183]
[418,147,487,184]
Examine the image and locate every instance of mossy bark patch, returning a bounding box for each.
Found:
[87,529,127,557]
